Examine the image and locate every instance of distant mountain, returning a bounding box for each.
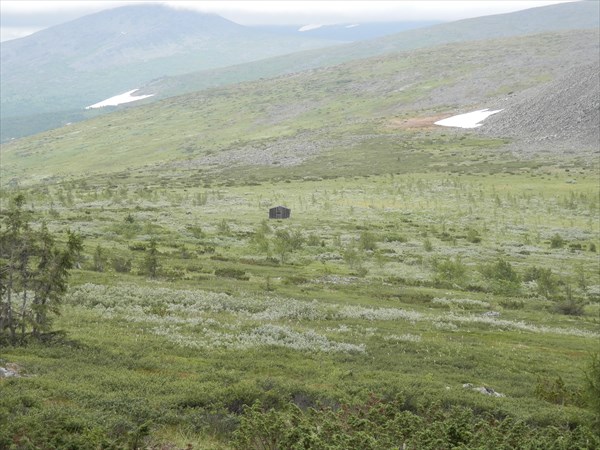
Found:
[253,21,442,42]
[138,1,600,102]
[2,1,598,143]
[0,4,339,136]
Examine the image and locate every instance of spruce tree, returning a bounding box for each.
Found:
[0,195,82,345]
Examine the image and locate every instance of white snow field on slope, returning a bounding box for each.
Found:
[298,24,323,32]
[434,109,503,129]
[85,89,155,109]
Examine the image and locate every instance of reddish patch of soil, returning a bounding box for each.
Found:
[389,114,451,129]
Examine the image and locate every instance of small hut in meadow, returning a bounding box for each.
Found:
[269,206,291,219]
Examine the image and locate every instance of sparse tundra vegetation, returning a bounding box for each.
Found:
[2,166,599,448]
[1,2,599,449]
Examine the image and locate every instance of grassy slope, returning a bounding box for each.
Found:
[1,169,598,447]
[0,26,599,450]
[2,30,597,186]
[0,5,340,143]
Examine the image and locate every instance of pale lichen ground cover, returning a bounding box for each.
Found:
[65,283,599,355]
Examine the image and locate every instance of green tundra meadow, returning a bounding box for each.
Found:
[2,155,599,448]
[1,26,599,450]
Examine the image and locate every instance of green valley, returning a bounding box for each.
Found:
[1,3,599,449]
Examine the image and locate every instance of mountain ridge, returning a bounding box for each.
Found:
[0,4,339,121]
[1,1,598,143]
[2,5,255,72]
[137,1,600,101]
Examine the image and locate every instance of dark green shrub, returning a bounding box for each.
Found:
[289,229,305,250]
[481,258,521,295]
[272,229,303,263]
[252,225,271,254]
[535,376,583,406]
[554,298,585,316]
[358,231,377,251]
[143,238,160,278]
[343,244,364,271]
[233,395,600,450]
[499,298,525,309]
[432,256,467,286]
[282,275,309,285]
[524,266,558,298]
[306,233,321,246]
[186,224,205,239]
[112,256,132,273]
[466,228,481,243]
[215,268,249,280]
[123,422,151,450]
[423,238,433,252]
[128,242,147,251]
[115,222,141,239]
[438,231,454,242]
[0,406,119,450]
[92,244,108,272]
[384,233,407,243]
[482,258,519,283]
[218,219,231,236]
[553,285,585,315]
[160,266,186,281]
[569,242,583,251]
[198,245,216,254]
[584,353,600,433]
[550,233,565,249]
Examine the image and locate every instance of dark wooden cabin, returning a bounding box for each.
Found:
[269,206,291,219]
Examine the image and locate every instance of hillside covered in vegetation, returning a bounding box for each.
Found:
[1,2,599,449]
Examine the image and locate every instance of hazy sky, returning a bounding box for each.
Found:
[0,0,576,42]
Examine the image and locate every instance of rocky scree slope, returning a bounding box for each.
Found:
[480,61,600,156]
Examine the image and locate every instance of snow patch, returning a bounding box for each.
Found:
[85,89,154,109]
[434,108,503,129]
[298,24,323,32]
[345,24,360,28]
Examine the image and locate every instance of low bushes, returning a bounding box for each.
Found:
[215,268,249,281]
[233,395,600,450]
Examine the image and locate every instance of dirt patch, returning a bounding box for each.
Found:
[389,114,451,129]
